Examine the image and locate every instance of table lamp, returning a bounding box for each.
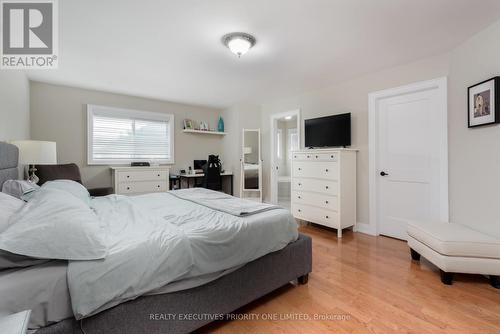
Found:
[11,140,57,184]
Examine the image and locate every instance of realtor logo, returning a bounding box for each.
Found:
[1,0,58,69]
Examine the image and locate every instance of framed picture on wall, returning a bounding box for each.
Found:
[468,77,500,128]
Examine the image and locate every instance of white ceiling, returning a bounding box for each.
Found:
[27,0,500,109]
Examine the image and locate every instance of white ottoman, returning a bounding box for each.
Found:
[407,221,500,288]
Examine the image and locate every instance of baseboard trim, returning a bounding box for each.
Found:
[354,222,377,236]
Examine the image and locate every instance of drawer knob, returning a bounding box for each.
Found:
[298,196,301,199]
[316,155,319,158]
[158,174,161,177]
[325,169,329,172]
[127,187,130,190]
[331,155,334,158]
[298,183,302,186]
[325,200,329,204]
[325,185,329,189]
[326,215,329,219]
[294,155,297,158]
[298,168,302,171]
[298,209,302,212]
[307,155,310,158]
[127,175,130,178]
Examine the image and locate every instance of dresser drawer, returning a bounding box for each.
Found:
[292,153,313,161]
[292,178,338,196]
[117,170,168,183]
[314,152,338,161]
[118,181,168,194]
[293,152,339,162]
[293,161,338,179]
[292,191,338,211]
[292,204,339,228]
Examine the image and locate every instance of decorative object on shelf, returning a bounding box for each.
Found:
[11,140,57,184]
[218,115,225,132]
[468,77,499,128]
[183,119,194,130]
[199,121,209,131]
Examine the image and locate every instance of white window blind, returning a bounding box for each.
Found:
[87,105,174,164]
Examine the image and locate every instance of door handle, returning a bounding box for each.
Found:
[380,171,389,176]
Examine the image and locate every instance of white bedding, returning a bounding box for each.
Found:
[0,262,72,328]
[0,261,243,329]
[0,189,298,327]
[68,191,298,319]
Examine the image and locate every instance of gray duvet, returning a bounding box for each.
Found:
[68,190,298,319]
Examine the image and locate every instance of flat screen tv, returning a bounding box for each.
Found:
[305,113,351,148]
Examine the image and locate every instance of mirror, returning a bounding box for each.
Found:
[241,129,262,201]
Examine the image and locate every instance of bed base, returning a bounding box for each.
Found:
[37,234,312,334]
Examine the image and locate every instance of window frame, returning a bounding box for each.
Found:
[276,129,283,160]
[87,104,175,165]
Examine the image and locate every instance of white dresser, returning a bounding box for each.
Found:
[291,149,357,238]
[111,166,170,195]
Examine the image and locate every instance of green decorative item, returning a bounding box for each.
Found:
[218,115,225,132]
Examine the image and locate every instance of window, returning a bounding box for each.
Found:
[276,129,283,160]
[287,128,298,160]
[87,105,174,165]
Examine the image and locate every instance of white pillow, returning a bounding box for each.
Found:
[0,188,107,260]
[39,180,91,205]
[0,192,25,232]
[2,180,40,199]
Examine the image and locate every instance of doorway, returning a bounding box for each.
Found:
[270,110,301,208]
[368,78,448,240]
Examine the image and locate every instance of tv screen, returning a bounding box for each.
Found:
[305,113,351,148]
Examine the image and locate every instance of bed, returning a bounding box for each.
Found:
[0,142,312,334]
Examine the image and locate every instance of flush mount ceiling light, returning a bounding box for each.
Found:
[222,32,256,58]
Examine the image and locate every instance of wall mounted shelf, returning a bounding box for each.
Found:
[182,129,227,136]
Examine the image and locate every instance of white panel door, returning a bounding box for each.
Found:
[376,85,447,240]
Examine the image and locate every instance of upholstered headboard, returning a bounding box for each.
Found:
[0,142,19,189]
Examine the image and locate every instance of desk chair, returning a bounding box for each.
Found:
[202,156,222,191]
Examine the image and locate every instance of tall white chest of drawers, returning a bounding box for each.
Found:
[291,149,357,238]
[111,166,170,195]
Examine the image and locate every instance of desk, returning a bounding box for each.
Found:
[178,172,234,195]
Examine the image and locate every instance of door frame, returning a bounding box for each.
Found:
[270,109,301,204]
[367,77,448,236]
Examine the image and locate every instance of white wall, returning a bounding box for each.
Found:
[30,81,224,188]
[260,18,500,237]
[261,53,450,230]
[0,72,30,141]
[448,19,500,238]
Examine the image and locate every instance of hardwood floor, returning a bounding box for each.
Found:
[197,224,500,334]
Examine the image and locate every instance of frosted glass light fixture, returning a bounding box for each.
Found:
[222,32,256,57]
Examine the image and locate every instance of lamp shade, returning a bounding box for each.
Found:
[11,140,57,165]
